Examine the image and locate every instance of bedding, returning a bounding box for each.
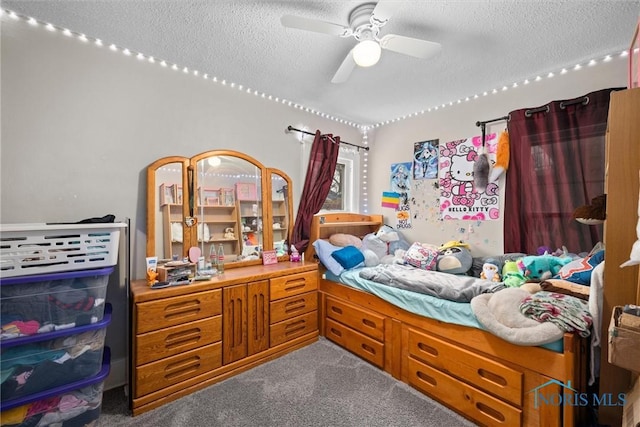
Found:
[358,263,504,303]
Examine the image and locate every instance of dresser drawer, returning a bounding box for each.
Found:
[270,292,317,324]
[135,342,222,397]
[270,271,318,301]
[408,327,523,406]
[136,290,222,334]
[408,357,521,426]
[136,316,222,365]
[325,318,384,368]
[325,296,384,342]
[270,311,318,346]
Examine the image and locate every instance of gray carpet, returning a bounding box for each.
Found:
[97,338,477,427]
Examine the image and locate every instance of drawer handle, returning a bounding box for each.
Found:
[164,300,202,320]
[283,279,306,292]
[361,343,375,355]
[164,356,201,380]
[476,402,506,423]
[165,328,203,349]
[416,370,437,387]
[417,342,438,357]
[477,368,508,387]
[330,306,343,315]
[330,328,342,337]
[284,299,306,313]
[284,320,306,336]
[362,319,376,328]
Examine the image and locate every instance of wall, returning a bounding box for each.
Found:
[365,57,627,257]
[0,17,363,389]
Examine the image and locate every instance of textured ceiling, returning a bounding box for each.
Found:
[2,0,639,125]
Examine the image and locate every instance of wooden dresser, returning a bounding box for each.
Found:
[131,262,318,415]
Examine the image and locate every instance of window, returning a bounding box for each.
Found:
[321,151,358,212]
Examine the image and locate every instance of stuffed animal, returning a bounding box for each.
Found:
[573,194,606,224]
[489,130,510,182]
[436,241,472,275]
[521,254,571,281]
[473,148,490,192]
[502,260,526,287]
[224,227,235,239]
[375,225,410,254]
[480,260,501,282]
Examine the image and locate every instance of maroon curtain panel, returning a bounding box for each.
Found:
[504,88,622,254]
[291,130,341,253]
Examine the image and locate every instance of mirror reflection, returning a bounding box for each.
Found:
[156,162,184,260]
[195,155,262,265]
[148,151,294,270]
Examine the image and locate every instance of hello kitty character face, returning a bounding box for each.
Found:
[450,155,474,182]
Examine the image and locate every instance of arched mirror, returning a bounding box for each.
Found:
[147,150,294,269]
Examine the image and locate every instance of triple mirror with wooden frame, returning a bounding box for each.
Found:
[146,150,293,269]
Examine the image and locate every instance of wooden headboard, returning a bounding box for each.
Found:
[305,213,384,263]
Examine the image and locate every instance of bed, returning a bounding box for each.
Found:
[308,213,590,427]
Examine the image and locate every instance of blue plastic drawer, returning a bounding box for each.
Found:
[1,304,111,402]
[1,267,113,341]
[1,347,110,426]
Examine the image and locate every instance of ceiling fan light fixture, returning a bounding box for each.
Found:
[353,39,381,67]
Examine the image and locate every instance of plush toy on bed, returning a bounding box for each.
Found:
[375,225,410,254]
[480,259,501,282]
[502,260,527,287]
[521,254,571,281]
[436,240,473,275]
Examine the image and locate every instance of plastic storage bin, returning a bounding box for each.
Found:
[0,347,110,426]
[0,222,125,277]
[0,304,111,402]
[1,267,113,341]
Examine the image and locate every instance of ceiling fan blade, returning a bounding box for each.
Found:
[379,34,442,59]
[370,1,400,27]
[281,15,352,37]
[331,50,356,84]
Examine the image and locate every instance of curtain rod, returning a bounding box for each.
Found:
[475,115,510,128]
[286,126,369,151]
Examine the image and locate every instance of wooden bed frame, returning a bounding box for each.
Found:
[308,213,588,427]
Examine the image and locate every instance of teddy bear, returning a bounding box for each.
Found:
[223,227,235,239]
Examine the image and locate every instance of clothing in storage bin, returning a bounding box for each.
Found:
[0,267,113,341]
[0,347,110,427]
[0,305,111,403]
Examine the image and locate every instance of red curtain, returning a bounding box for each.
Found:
[291,130,341,253]
[504,88,622,254]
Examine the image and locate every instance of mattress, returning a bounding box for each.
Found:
[324,268,563,353]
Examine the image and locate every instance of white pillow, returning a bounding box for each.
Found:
[312,239,345,276]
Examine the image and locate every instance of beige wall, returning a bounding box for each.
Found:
[366,58,627,257]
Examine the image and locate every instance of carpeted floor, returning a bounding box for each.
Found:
[97,337,477,427]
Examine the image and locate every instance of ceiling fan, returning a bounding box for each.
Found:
[280,1,442,83]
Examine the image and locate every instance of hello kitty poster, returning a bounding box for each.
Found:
[438,133,501,221]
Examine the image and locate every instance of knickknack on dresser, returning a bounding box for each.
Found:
[131,150,319,415]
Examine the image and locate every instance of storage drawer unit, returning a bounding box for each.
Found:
[135,342,222,397]
[325,317,384,368]
[1,304,112,402]
[270,271,317,301]
[408,356,522,426]
[0,347,111,427]
[1,267,114,341]
[270,292,317,324]
[136,289,222,333]
[408,327,523,406]
[325,296,385,341]
[270,311,318,347]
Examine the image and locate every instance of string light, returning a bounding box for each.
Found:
[2,8,629,131]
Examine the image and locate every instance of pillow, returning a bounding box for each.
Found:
[540,279,590,301]
[403,242,438,270]
[331,245,365,269]
[312,239,344,276]
[554,249,605,285]
[329,233,362,248]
